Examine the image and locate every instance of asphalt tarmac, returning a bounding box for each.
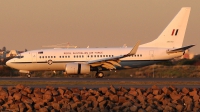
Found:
[0,77,200,89]
[1,77,200,81]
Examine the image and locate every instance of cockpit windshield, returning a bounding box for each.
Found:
[15,55,24,59]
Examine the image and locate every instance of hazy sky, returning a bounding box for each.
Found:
[0,0,199,54]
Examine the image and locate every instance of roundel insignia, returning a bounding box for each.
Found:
[47,60,53,65]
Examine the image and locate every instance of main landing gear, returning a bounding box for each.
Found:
[95,72,104,78]
[27,73,32,78]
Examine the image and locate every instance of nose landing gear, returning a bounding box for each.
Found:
[26,72,33,78]
[27,73,31,78]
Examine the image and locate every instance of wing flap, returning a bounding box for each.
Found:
[102,64,115,70]
[102,63,116,69]
[107,61,121,67]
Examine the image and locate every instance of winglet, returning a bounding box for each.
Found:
[128,41,140,55]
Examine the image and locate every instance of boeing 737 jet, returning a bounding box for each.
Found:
[6,7,194,78]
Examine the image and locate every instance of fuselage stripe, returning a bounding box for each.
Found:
[175,29,179,36]
[171,29,175,36]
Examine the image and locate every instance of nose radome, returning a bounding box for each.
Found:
[6,60,12,67]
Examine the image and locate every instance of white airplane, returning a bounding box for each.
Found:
[6,7,194,78]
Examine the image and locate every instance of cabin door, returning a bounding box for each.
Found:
[149,50,154,60]
[31,53,37,63]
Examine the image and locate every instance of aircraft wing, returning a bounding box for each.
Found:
[167,45,195,54]
[87,41,140,70]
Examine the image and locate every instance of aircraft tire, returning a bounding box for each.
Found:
[95,72,104,78]
[27,74,31,78]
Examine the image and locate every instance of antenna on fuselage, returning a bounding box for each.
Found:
[122,44,127,48]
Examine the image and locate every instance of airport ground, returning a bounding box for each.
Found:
[1,65,200,111]
[2,64,200,78]
[0,77,200,89]
[0,64,200,89]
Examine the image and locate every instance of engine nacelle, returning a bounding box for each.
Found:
[65,63,90,75]
[19,70,30,74]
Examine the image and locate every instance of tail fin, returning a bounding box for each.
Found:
[141,7,191,48]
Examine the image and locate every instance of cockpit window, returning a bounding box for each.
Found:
[15,56,24,58]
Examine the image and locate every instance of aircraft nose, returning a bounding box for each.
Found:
[6,60,12,67]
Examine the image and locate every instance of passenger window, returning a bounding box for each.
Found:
[106,55,108,57]
[60,56,61,58]
[68,56,70,58]
[45,56,47,58]
[54,56,56,58]
[51,56,53,58]
[97,55,99,57]
[94,55,96,57]
[100,55,102,57]
[140,54,142,57]
[82,55,84,58]
[79,55,81,58]
[39,56,41,58]
[103,55,105,57]
[62,56,64,58]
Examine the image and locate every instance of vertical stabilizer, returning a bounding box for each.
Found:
[141,7,191,48]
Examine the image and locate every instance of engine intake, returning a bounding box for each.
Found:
[65,63,90,75]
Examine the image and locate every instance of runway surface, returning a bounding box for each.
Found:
[0,77,200,88]
[1,77,200,81]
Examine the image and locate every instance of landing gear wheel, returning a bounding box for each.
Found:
[27,74,31,78]
[95,72,104,78]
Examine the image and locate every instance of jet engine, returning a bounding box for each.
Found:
[65,63,90,74]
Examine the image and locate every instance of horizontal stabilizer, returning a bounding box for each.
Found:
[167,45,195,53]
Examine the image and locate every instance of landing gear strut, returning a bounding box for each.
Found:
[27,73,32,78]
[95,72,104,78]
